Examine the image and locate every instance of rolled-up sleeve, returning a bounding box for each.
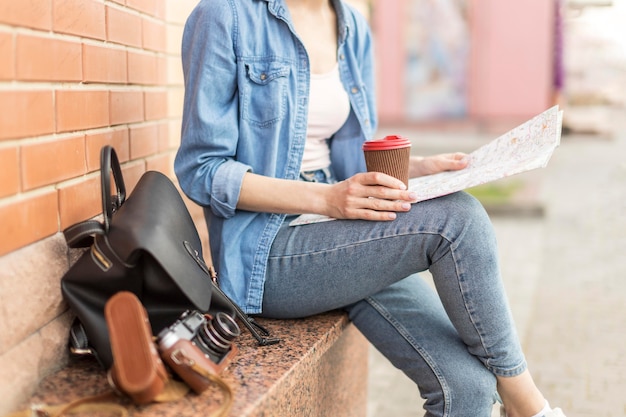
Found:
[210,160,251,218]
[174,0,247,218]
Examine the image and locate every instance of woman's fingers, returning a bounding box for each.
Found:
[327,172,416,220]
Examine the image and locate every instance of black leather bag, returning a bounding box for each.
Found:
[61,146,278,368]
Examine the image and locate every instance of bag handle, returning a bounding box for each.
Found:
[100,145,126,233]
[62,146,125,246]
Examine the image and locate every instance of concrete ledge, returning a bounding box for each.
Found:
[19,311,368,417]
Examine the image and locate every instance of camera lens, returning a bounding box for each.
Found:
[196,312,240,357]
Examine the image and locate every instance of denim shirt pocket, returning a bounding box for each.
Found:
[241,61,290,127]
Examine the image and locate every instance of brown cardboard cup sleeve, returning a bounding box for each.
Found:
[362,135,411,187]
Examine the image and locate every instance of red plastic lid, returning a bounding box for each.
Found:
[362,135,411,151]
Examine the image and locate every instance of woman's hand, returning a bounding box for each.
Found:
[409,153,468,178]
[323,172,417,221]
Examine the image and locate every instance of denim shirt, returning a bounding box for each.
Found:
[174,0,377,314]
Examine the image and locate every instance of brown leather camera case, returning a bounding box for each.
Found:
[160,339,238,394]
[105,291,168,404]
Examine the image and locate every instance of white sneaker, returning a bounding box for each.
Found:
[499,406,567,417]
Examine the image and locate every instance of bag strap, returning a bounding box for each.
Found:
[210,272,281,347]
[162,349,234,417]
[100,145,126,233]
[185,242,280,347]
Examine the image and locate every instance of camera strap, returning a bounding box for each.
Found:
[6,377,229,417]
[4,391,126,417]
[167,348,234,417]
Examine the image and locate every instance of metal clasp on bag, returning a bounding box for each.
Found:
[90,242,112,271]
[183,241,217,284]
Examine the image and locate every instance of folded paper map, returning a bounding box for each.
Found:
[290,106,563,226]
[408,105,563,202]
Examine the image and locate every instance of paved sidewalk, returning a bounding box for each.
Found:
[366,110,626,417]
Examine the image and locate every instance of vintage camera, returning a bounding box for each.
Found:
[156,310,240,393]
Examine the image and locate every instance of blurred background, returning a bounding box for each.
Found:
[351,0,625,132]
[345,1,626,416]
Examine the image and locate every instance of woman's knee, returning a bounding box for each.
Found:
[444,192,491,224]
[438,192,495,243]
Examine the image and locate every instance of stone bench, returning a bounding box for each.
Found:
[19,311,368,417]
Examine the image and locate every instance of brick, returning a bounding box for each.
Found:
[82,43,127,84]
[165,0,197,25]
[118,160,146,194]
[56,90,109,133]
[110,90,144,125]
[0,147,20,197]
[128,50,158,85]
[144,90,167,120]
[16,35,82,82]
[127,0,157,16]
[185,193,206,224]
[21,135,86,190]
[154,0,165,19]
[58,174,101,230]
[0,0,52,31]
[146,151,173,176]
[0,190,58,256]
[166,54,183,85]
[156,121,170,152]
[167,87,184,118]
[52,0,105,40]
[0,90,55,140]
[0,32,14,80]
[156,55,167,85]
[85,128,130,172]
[168,118,182,148]
[166,21,184,56]
[142,17,166,52]
[106,5,142,48]
[129,123,158,159]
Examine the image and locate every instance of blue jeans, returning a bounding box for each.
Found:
[261,172,526,416]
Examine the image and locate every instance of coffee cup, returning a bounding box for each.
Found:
[362,135,412,187]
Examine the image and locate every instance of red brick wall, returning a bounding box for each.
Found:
[0,0,174,256]
[0,1,200,413]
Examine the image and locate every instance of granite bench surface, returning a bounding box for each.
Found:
[23,311,367,417]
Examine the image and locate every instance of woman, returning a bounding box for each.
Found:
[174,1,566,416]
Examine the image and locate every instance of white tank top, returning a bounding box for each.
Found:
[300,65,351,172]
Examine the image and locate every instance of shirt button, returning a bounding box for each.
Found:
[364,119,370,126]
[339,54,345,60]
[351,87,359,94]
[260,73,267,80]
